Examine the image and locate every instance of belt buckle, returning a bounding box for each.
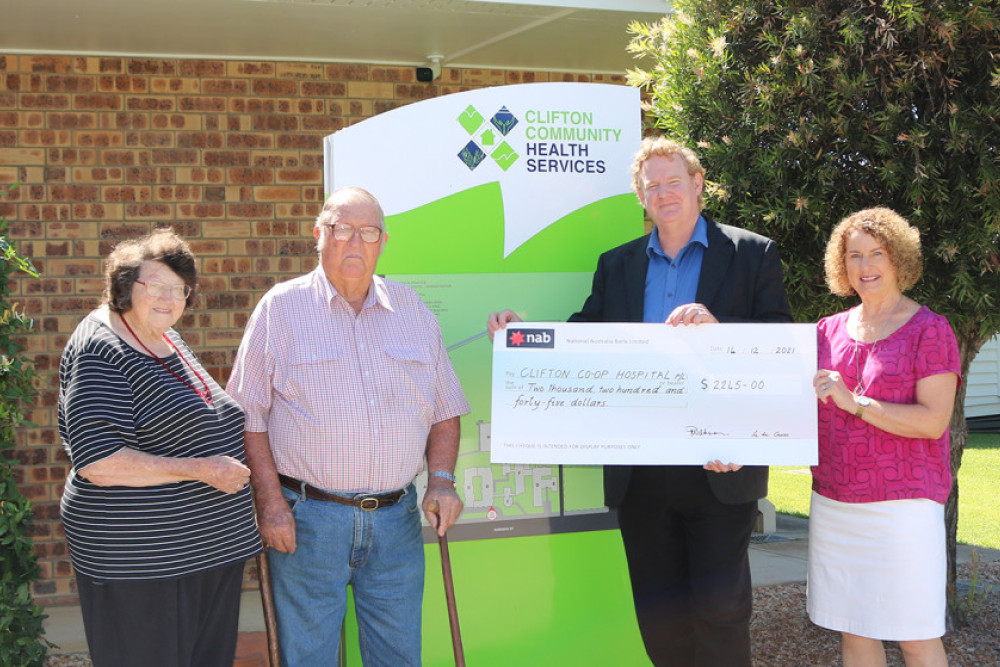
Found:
[360,497,380,511]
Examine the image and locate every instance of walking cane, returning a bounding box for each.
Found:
[427,501,466,667]
[257,550,281,667]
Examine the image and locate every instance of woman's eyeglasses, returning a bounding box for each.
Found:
[136,280,192,300]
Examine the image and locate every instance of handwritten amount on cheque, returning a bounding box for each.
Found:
[506,368,770,411]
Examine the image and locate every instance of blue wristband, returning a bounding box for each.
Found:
[430,470,457,484]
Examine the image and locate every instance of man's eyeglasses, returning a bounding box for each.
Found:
[136,280,192,301]
[324,223,384,244]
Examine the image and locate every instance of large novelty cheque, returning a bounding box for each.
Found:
[491,322,818,466]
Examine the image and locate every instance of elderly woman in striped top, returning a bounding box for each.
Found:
[58,228,260,667]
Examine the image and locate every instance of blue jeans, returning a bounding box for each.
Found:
[270,483,424,667]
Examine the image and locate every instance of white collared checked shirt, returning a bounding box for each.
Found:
[226,267,469,494]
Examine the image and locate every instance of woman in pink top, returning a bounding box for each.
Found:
[809,208,960,667]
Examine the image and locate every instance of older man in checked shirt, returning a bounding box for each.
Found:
[227,186,469,666]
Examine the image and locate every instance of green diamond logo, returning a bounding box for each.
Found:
[492,142,519,171]
[456,104,520,171]
[458,105,484,135]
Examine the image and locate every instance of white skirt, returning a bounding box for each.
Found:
[807,491,946,641]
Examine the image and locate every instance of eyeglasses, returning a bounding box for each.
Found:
[136,280,192,301]
[323,223,384,244]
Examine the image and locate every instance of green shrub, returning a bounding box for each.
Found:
[0,183,46,666]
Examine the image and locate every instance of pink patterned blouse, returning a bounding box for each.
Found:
[812,305,960,504]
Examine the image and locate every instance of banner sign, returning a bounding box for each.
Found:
[324,82,648,667]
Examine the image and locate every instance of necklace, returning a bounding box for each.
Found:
[120,314,213,404]
[852,296,905,397]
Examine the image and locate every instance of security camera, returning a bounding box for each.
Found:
[416,55,442,83]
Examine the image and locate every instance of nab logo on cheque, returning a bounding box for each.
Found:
[506,328,555,349]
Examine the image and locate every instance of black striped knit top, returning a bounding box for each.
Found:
[58,310,261,581]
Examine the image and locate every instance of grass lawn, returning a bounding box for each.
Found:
[767,432,1000,550]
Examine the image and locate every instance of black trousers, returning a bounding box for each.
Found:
[617,466,757,667]
[76,560,245,667]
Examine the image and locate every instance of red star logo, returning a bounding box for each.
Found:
[509,331,525,346]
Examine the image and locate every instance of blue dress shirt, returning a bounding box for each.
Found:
[642,215,709,323]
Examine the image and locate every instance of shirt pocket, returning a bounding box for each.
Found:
[282,345,343,400]
[382,345,435,414]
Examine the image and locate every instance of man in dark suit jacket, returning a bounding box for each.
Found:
[488,137,792,666]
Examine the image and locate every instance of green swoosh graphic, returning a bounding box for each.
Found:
[378,183,643,274]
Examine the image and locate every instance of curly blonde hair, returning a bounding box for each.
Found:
[630,137,705,210]
[824,207,923,297]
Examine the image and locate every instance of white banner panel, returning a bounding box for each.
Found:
[324,82,640,257]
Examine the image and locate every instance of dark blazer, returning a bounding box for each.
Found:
[568,214,793,507]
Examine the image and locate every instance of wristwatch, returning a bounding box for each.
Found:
[430,470,457,484]
[854,395,872,418]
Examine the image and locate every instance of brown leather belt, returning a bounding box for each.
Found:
[277,474,403,511]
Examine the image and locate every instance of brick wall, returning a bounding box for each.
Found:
[0,52,625,606]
